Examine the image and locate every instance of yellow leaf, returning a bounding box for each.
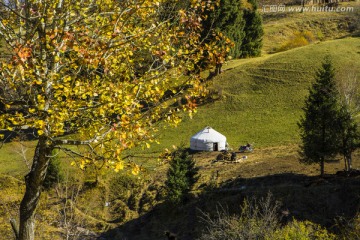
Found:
[37,120,45,128]
[131,165,140,175]
[116,148,121,155]
[114,161,124,172]
[33,79,42,85]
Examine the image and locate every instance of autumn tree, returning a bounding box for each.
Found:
[298,58,340,176]
[0,0,230,239]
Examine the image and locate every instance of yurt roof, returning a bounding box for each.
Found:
[191,126,226,142]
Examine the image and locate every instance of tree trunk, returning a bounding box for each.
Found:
[215,63,222,76]
[344,155,348,171]
[346,155,352,171]
[320,158,325,176]
[19,137,52,240]
[348,157,352,171]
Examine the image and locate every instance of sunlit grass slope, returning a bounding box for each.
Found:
[142,37,360,153]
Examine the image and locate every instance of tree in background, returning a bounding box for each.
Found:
[163,0,264,77]
[165,148,199,204]
[336,69,360,172]
[0,0,230,239]
[201,0,245,73]
[337,104,360,172]
[240,0,264,58]
[298,58,340,176]
[43,150,64,189]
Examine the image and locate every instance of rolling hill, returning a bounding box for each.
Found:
[139,37,360,155]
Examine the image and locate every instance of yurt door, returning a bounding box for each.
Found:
[213,143,218,151]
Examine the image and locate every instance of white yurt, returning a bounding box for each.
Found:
[190,126,227,151]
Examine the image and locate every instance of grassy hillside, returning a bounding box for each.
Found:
[137,37,360,155]
[261,2,360,53]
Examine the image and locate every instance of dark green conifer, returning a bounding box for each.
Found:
[165,148,199,204]
[298,58,340,176]
[240,0,264,58]
[202,0,245,59]
[43,150,64,189]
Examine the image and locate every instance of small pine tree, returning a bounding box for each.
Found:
[240,0,264,58]
[165,148,199,204]
[298,57,340,176]
[43,150,64,189]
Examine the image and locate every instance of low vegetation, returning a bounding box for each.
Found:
[274,30,316,52]
[199,193,336,240]
[199,194,281,239]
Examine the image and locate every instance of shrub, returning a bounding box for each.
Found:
[199,193,337,240]
[336,213,360,239]
[268,219,336,240]
[276,31,315,52]
[199,193,280,240]
[109,173,143,210]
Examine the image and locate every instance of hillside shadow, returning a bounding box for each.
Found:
[99,172,360,240]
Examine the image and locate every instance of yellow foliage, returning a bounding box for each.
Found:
[268,219,336,240]
[0,0,231,174]
[276,31,316,52]
[114,161,124,172]
[131,164,141,175]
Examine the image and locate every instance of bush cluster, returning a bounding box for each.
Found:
[199,193,280,240]
[199,194,336,240]
[276,30,315,52]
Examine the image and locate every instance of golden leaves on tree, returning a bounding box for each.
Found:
[0,0,231,174]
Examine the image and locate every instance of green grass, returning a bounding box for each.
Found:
[0,141,35,177]
[133,37,360,155]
